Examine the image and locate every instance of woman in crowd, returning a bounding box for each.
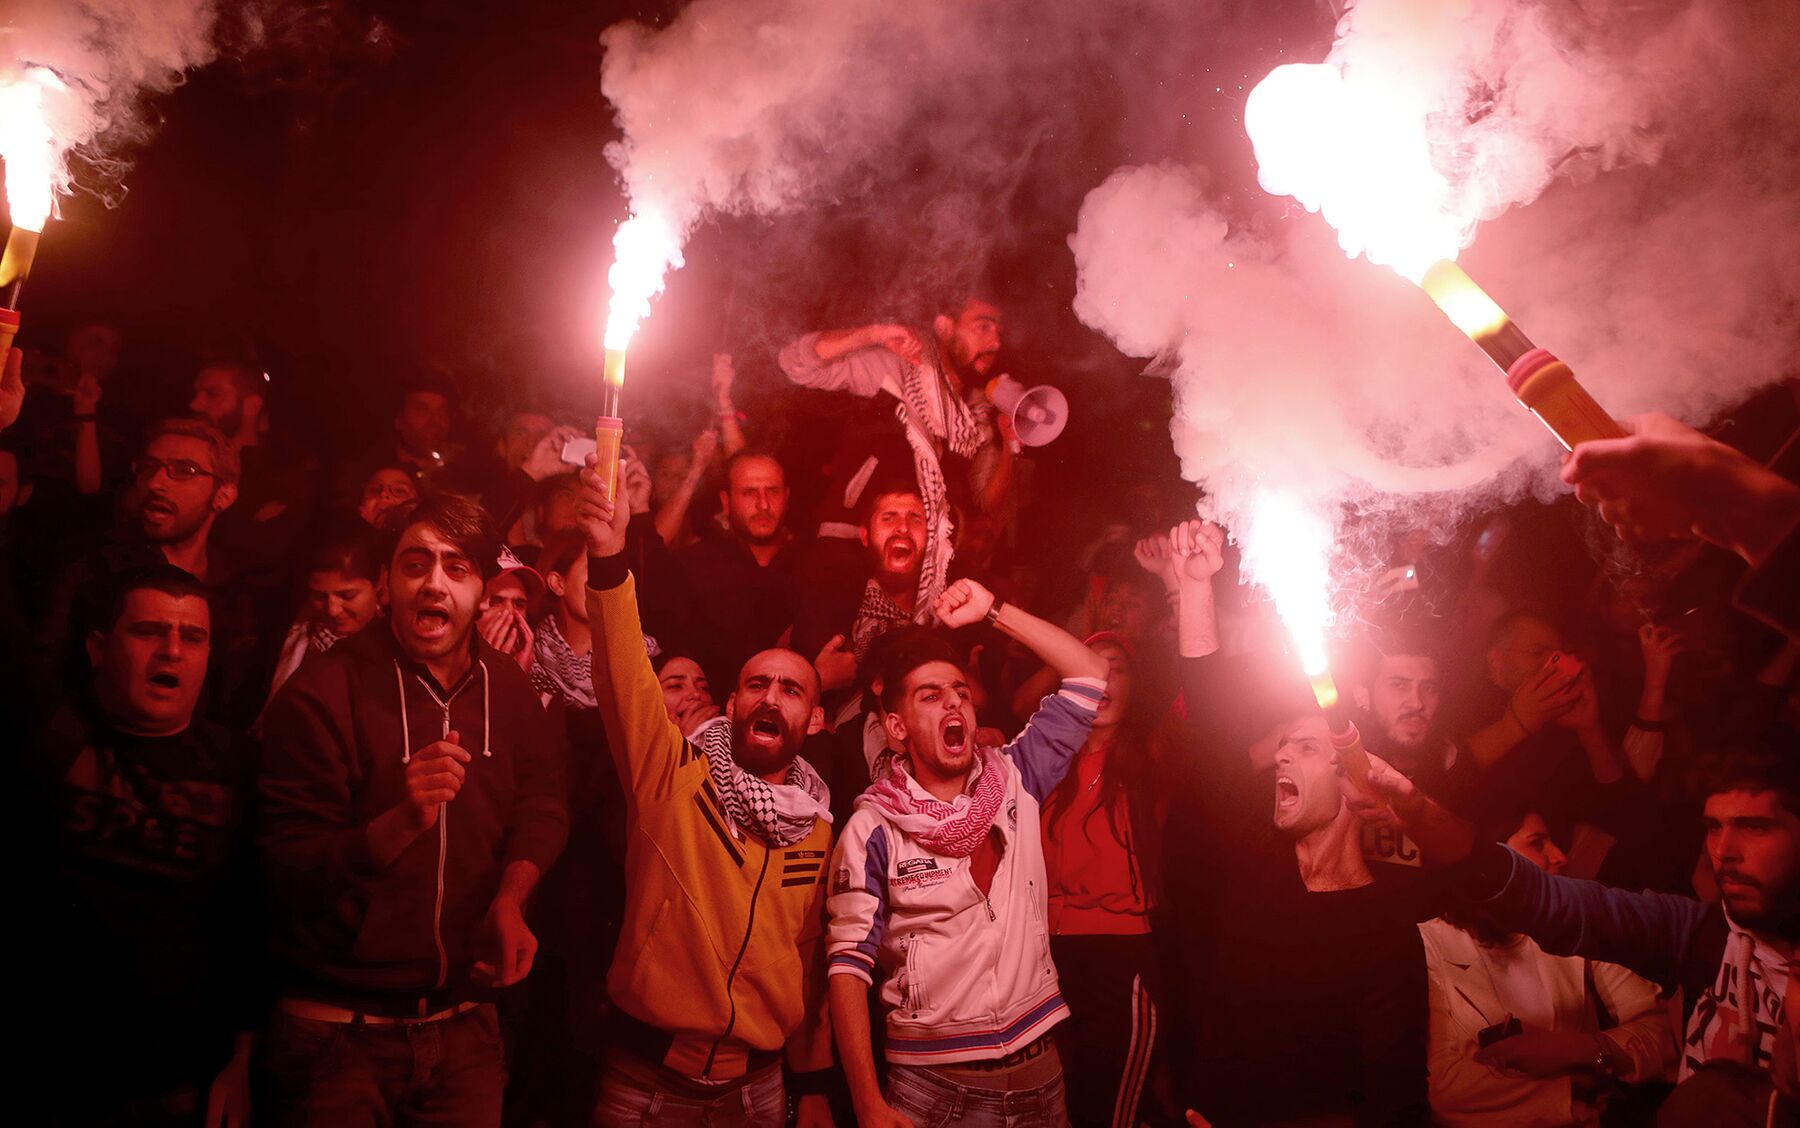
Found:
[1419,808,1678,1125]
[1043,631,1173,1128]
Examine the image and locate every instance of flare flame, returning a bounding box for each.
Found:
[1244,490,1336,680]
[602,207,683,354]
[0,67,63,232]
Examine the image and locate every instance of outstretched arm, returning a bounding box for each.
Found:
[935,578,1106,682]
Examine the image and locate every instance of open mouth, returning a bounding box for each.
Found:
[886,538,917,564]
[147,670,182,693]
[747,710,784,743]
[415,607,451,637]
[1275,776,1300,808]
[142,498,176,519]
[941,716,968,752]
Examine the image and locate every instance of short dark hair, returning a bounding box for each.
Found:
[306,520,383,582]
[143,417,241,485]
[384,493,501,581]
[101,564,212,634]
[536,529,588,581]
[1486,609,1558,652]
[1351,623,1446,688]
[876,629,966,713]
[397,375,456,411]
[198,359,269,398]
[724,449,786,490]
[1690,747,1800,821]
[858,477,924,528]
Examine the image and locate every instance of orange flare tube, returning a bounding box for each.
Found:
[1506,348,1627,451]
[1,226,39,308]
[1419,259,1624,452]
[1309,666,1371,792]
[0,307,17,359]
[594,415,624,503]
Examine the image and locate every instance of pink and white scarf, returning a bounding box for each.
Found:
[856,745,1006,857]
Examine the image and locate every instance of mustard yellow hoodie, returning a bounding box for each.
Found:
[587,562,831,1080]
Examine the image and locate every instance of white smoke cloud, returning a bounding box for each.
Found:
[1072,0,1800,580]
[2,0,221,212]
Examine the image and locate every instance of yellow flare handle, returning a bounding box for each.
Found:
[594,416,624,502]
[0,227,39,292]
[1511,358,1627,451]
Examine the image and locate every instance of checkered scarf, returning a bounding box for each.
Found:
[891,348,983,615]
[851,578,927,662]
[856,745,1006,858]
[529,614,596,711]
[692,716,832,846]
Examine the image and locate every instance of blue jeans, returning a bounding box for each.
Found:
[591,1056,784,1127]
[257,1004,506,1127]
[887,1064,1069,1128]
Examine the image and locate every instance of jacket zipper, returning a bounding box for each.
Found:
[412,675,474,994]
[432,704,451,990]
[704,846,771,1078]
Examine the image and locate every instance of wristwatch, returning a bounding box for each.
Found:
[985,598,1007,626]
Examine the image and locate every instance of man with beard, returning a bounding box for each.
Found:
[1366,746,1800,1125]
[574,458,837,1128]
[256,493,567,1126]
[794,484,930,689]
[826,578,1108,1127]
[42,419,276,721]
[1349,630,1481,871]
[780,292,1016,615]
[1154,521,1433,1126]
[189,359,319,580]
[668,449,804,688]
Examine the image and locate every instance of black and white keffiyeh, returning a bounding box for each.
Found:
[851,578,924,662]
[530,613,596,710]
[890,346,984,614]
[692,716,832,847]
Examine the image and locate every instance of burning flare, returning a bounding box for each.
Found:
[0,66,60,233]
[602,207,682,355]
[1244,490,1335,681]
[1245,61,1623,450]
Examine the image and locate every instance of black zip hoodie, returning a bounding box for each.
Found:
[257,618,568,1012]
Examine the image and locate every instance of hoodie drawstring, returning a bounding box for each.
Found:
[478,659,492,757]
[395,658,491,759]
[395,662,413,763]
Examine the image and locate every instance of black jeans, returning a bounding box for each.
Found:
[257,1004,506,1128]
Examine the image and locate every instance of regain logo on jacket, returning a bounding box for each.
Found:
[894,856,951,891]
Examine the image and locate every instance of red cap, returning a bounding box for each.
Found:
[595,415,623,429]
[1505,347,1560,394]
[0,307,19,327]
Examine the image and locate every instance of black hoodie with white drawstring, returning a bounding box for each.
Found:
[258,618,567,1013]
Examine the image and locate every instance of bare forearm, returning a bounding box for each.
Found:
[1579,725,1625,785]
[1175,579,1219,659]
[829,975,883,1111]
[74,419,101,495]
[993,600,1107,681]
[491,859,542,910]
[717,409,747,456]
[653,472,705,545]
[1469,714,1529,770]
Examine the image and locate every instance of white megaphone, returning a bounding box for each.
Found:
[987,374,1069,448]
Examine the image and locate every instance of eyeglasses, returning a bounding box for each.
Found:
[131,457,219,484]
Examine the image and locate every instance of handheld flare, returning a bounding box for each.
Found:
[1308,666,1372,795]
[594,347,627,502]
[1418,260,1625,451]
[1,225,39,310]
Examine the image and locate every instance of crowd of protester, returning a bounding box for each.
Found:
[4,294,1800,1128]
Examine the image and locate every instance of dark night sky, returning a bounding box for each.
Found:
[11,0,1334,533]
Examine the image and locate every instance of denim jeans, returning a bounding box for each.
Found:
[257,1004,506,1127]
[886,1063,1069,1128]
[591,1056,784,1127]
